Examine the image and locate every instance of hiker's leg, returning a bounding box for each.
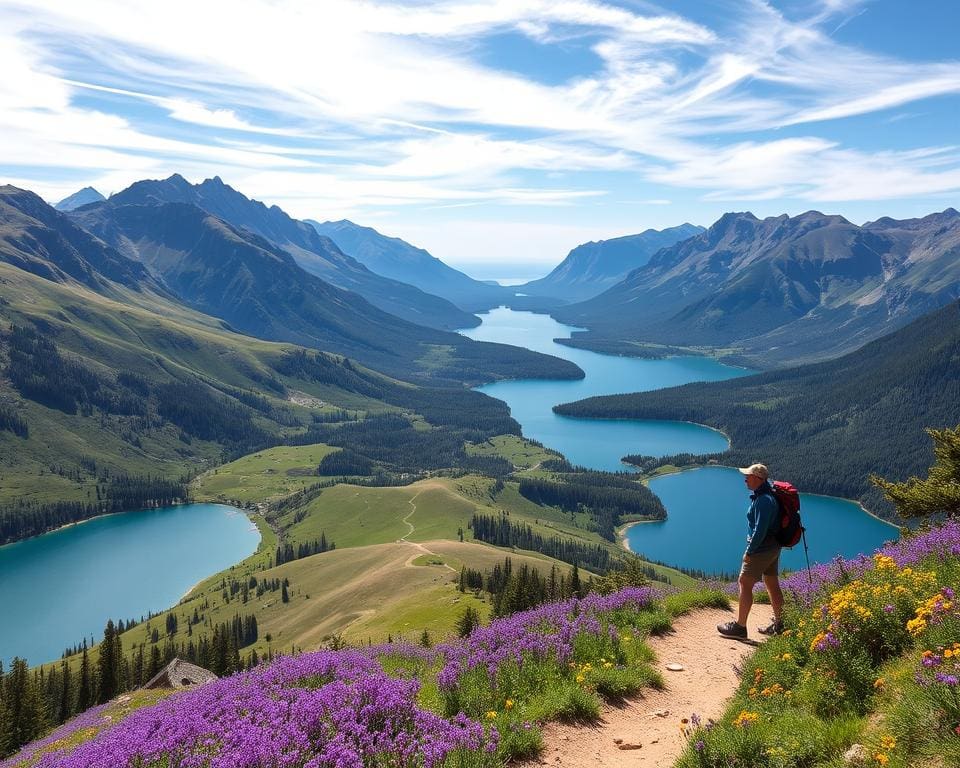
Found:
[737,573,757,626]
[763,572,784,620]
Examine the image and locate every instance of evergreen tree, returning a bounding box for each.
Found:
[570,563,582,598]
[871,425,960,517]
[281,582,289,603]
[0,683,8,758]
[133,645,145,687]
[1,658,46,753]
[147,645,163,680]
[58,660,73,723]
[418,629,432,648]
[96,620,121,703]
[76,647,93,713]
[455,606,481,638]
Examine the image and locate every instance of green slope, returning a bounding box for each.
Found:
[0,261,523,542]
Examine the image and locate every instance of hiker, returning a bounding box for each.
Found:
[717,463,784,639]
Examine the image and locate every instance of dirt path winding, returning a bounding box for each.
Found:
[399,489,458,572]
[533,604,774,768]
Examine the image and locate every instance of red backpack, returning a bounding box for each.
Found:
[770,480,804,548]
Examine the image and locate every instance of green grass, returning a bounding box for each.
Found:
[0,263,397,507]
[465,435,558,469]
[192,444,338,503]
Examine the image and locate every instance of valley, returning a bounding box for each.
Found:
[0,176,955,768]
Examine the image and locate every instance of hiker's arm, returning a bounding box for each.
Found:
[745,496,778,555]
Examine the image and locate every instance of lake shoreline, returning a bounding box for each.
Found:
[621,464,900,569]
[0,500,197,551]
[2,502,260,667]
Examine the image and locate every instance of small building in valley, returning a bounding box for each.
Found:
[143,658,218,690]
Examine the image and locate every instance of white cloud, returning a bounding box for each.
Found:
[0,0,959,249]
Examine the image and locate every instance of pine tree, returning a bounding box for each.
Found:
[96,620,121,703]
[281,582,289,603]
[76,647,93,713]
[58,660,73,723]
[0,682,8,758]
[147,645,163,680]
[455,606,481,638]
[2,658,46,752]
[133,645,145,687]
[871,425,960,518]
[570,562,582,598]
[418,629,432,648]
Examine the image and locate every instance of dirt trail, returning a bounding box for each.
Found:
[399,489,458,572]
[534,604,774,768]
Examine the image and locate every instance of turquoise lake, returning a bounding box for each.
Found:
[462,307,747,470]
[0,504,260,667]
[462,308,899,570]
[630,467,899,575]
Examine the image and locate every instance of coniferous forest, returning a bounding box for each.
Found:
[555,301,960,518]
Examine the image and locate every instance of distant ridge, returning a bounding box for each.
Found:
[520,223,704,302]
[554,209,960,367]
[308,219,508,311]
[53,186,105,212]
[64,192,581,385]
[0,185,156,295]
[101,174,479,330]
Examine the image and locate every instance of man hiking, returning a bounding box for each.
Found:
[717,463,784,639]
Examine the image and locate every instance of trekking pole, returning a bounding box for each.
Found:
[801,528,812,584]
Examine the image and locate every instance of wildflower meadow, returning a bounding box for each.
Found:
[1,585,725,768]
[678,518,960,768]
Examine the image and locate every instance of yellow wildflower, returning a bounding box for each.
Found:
[504,699,514,711]
[575,674,585,684]
[880,735,896,750]
[732,710,759,728]
[874,753,889,766]
[485,711,497,720]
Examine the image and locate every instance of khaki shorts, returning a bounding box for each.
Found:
[740,548,781,581]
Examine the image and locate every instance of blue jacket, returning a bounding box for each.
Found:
[746,483,780,555]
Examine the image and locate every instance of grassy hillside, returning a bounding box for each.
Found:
[11,518,960,768]
[0,262,526,542]
[555,301,960,518]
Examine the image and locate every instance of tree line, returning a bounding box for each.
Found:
[0,610,264,759]
[470,513,612,572]
[518,474,666,539]
[0,403,28,438]
[0,475,188,545]
[458,556,590,618]
[274,533,335,565]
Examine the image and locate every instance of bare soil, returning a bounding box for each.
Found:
[531,604,774,768]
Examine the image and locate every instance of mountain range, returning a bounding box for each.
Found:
[554,209,960,367]
[2,184,580,387]
[90,174,478,331]
[520,223,704,303]
[0,186,155,296]
[308,219,508,311]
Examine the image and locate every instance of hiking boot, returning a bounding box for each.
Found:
[758,618,785,636]
[717,621,747,639]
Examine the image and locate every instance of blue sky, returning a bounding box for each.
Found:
[1,0,959,278]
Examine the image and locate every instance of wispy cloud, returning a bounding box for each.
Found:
[0,0,958,238]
